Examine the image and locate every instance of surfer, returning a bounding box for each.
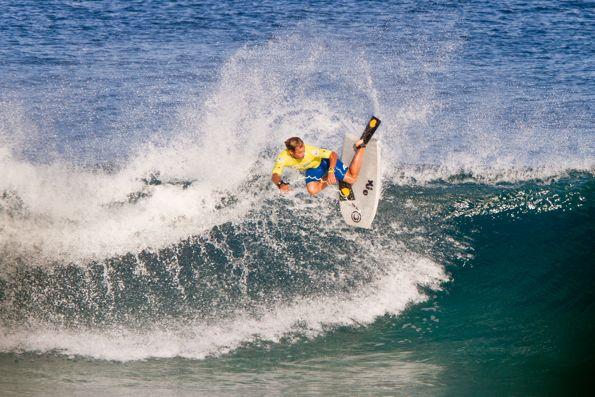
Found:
[271,117,379,196]
[271,138,365,196]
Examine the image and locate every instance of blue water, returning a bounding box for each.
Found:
[0,1,593,395]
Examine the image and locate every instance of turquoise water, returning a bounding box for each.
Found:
[1,1,593,395]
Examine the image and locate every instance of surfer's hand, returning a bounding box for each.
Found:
[278,183,291,193]
[327,173,337,185]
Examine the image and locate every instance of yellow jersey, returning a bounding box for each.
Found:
[272,144,332,175]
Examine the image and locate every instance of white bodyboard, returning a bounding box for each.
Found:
[339,134,381,229]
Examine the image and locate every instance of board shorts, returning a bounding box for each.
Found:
[305,158,349,184]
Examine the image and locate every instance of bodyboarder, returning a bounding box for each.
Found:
[271,117,380,196]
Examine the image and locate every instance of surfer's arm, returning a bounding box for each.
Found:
[271,172,289,190]
[271,156,290,192]
[272,157,284,175]
[328,151,338,171]
[271,173,282,184]
[326,151,339,185]
[271,153,288,189]
[271,152,289,192]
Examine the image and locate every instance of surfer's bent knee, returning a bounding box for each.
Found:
[306,182,320,196]
[343,174,356,184]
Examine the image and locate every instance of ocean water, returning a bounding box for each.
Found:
[0,0,593,395]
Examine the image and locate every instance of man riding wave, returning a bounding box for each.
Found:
[271,136,369,196]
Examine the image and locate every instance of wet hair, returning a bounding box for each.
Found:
[284,137,304,151]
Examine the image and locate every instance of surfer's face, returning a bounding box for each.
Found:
[289,144,305,159]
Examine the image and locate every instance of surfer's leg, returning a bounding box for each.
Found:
[305,159,334,196]
[343,147,366,184]
[306,180,327,196]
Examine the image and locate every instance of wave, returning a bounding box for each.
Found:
[1,31,593,361]
[1,174,591,361]
[0,254,446,361]
[0,176,452,360]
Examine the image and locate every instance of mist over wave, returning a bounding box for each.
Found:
[2,31,592,262]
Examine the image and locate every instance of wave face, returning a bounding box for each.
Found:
[0,174,591,361]
[0,0,594,395]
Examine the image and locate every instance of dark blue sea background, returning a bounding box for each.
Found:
[0,1,593,395]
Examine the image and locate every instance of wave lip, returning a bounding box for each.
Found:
[387,164,595,186]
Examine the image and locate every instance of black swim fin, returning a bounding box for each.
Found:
[356,116,381,149]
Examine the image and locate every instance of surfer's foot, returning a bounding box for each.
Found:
[354,139,366,150]
[357,117,380,148]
